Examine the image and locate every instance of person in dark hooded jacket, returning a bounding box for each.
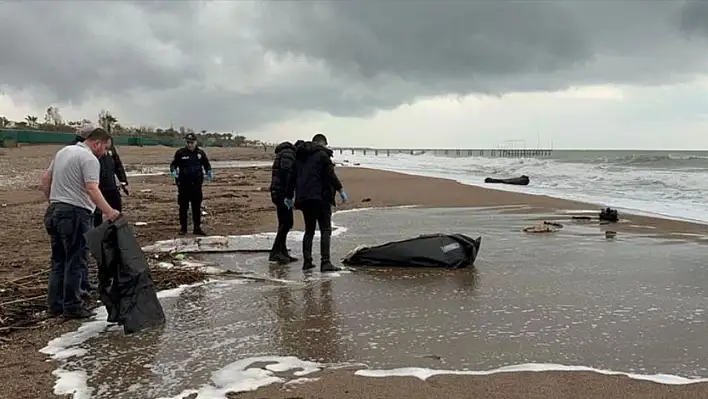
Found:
[71,131,129,227]
[285,134,348,272]
[268,141,300,264]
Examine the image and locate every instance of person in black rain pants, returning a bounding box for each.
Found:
[170,133,213,236]
[268,141,300,264]
[71,130,129,227]
[286,134,348,272]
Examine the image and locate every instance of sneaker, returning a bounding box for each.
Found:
[283,248,298,262]
[302,259,315,271]
[320,261,342,272]
[63,307,95,320]
[193,227,207,236]
[269,253,291,265]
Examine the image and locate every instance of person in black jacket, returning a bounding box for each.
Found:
[285,134,348,272]
[170,133,213,236]
[268,141,299,264]
[71,132,129,227]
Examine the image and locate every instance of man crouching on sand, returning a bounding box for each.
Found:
[40,126,120,319]
[268,140,300,264]
[285,133,349,272]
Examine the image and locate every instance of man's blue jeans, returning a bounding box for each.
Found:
[44,202,92,315]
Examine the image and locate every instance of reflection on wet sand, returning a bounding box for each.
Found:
[85,324,166,395]
[267,264,347,363]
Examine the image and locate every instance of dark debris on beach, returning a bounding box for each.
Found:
[0,261,207,339]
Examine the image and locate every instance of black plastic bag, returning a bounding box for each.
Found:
[342,234,482,269]
[86,217,166,334]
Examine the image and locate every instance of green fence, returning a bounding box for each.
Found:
[0,129,191,148]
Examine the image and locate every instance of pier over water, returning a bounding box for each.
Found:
[331,148,553,158]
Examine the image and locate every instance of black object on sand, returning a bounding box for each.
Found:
[484,175,530,186]
[599,207,619,223]
[342,234,482,269]
[87,217,166,334]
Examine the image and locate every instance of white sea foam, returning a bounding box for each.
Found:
[343,152,708,225]
[156,356,324,399]
[354,363,708,385]
[156,359,708,399]
[39,281,211,398]
[141,205,417,253]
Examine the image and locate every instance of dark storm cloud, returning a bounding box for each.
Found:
[1,1,707,131]
[0,1,203,102]
[680,1,708,36]
[253,1,705,93]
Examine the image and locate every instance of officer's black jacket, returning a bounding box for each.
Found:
[269,141,296,201]
[71,135,128,191]
[170,146,212,185]
[286,141,343,208]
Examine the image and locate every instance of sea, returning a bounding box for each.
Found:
[338,150,708,225]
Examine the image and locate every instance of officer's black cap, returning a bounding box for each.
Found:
[185,133,197,142]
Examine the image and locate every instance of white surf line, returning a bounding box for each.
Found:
[126,358,708,399]
[39,280,244,399]
[354,363,708,386]
[141,205,422,254]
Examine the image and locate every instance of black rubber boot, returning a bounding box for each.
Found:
[193,227,207,236]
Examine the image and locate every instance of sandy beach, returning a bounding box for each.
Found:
[1,144,707,398]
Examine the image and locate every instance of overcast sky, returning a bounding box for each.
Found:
[2,1,708,149]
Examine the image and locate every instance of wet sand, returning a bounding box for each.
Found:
[1,144,708,398]
[47,207,708,398]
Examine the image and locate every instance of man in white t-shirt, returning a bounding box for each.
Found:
[40,126,120,319]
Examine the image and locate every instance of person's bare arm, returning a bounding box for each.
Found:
[40,162,53,200]
[86,183,114,214]
[81,155,118,218]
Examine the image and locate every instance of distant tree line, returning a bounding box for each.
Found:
[0,107,265,147]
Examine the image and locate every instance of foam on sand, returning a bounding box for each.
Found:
[162,361,708,398]
[156,356,324,399]
[39,281,210,398]
[354,363,708,385]
[141,205,418,254]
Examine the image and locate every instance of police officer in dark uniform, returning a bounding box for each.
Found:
[170,133,213,236]
[71,130,129,227]
[268,140,299,264]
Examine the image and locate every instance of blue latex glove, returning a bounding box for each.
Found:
[171,170,178,179]
[284,198,293,209]
[206,170,214,182]
[339,190,349,202]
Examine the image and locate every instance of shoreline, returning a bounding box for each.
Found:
[1,144,706,398]
[332,167,708,241]
[341,158,708,227]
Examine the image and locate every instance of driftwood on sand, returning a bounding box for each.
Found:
[0,264,206,336]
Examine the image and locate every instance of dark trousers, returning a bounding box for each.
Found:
[271,198,294,255]
[44,202,92,315]
[300,200,333,263]
[92,188,122,227]
[178,182,203,230]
